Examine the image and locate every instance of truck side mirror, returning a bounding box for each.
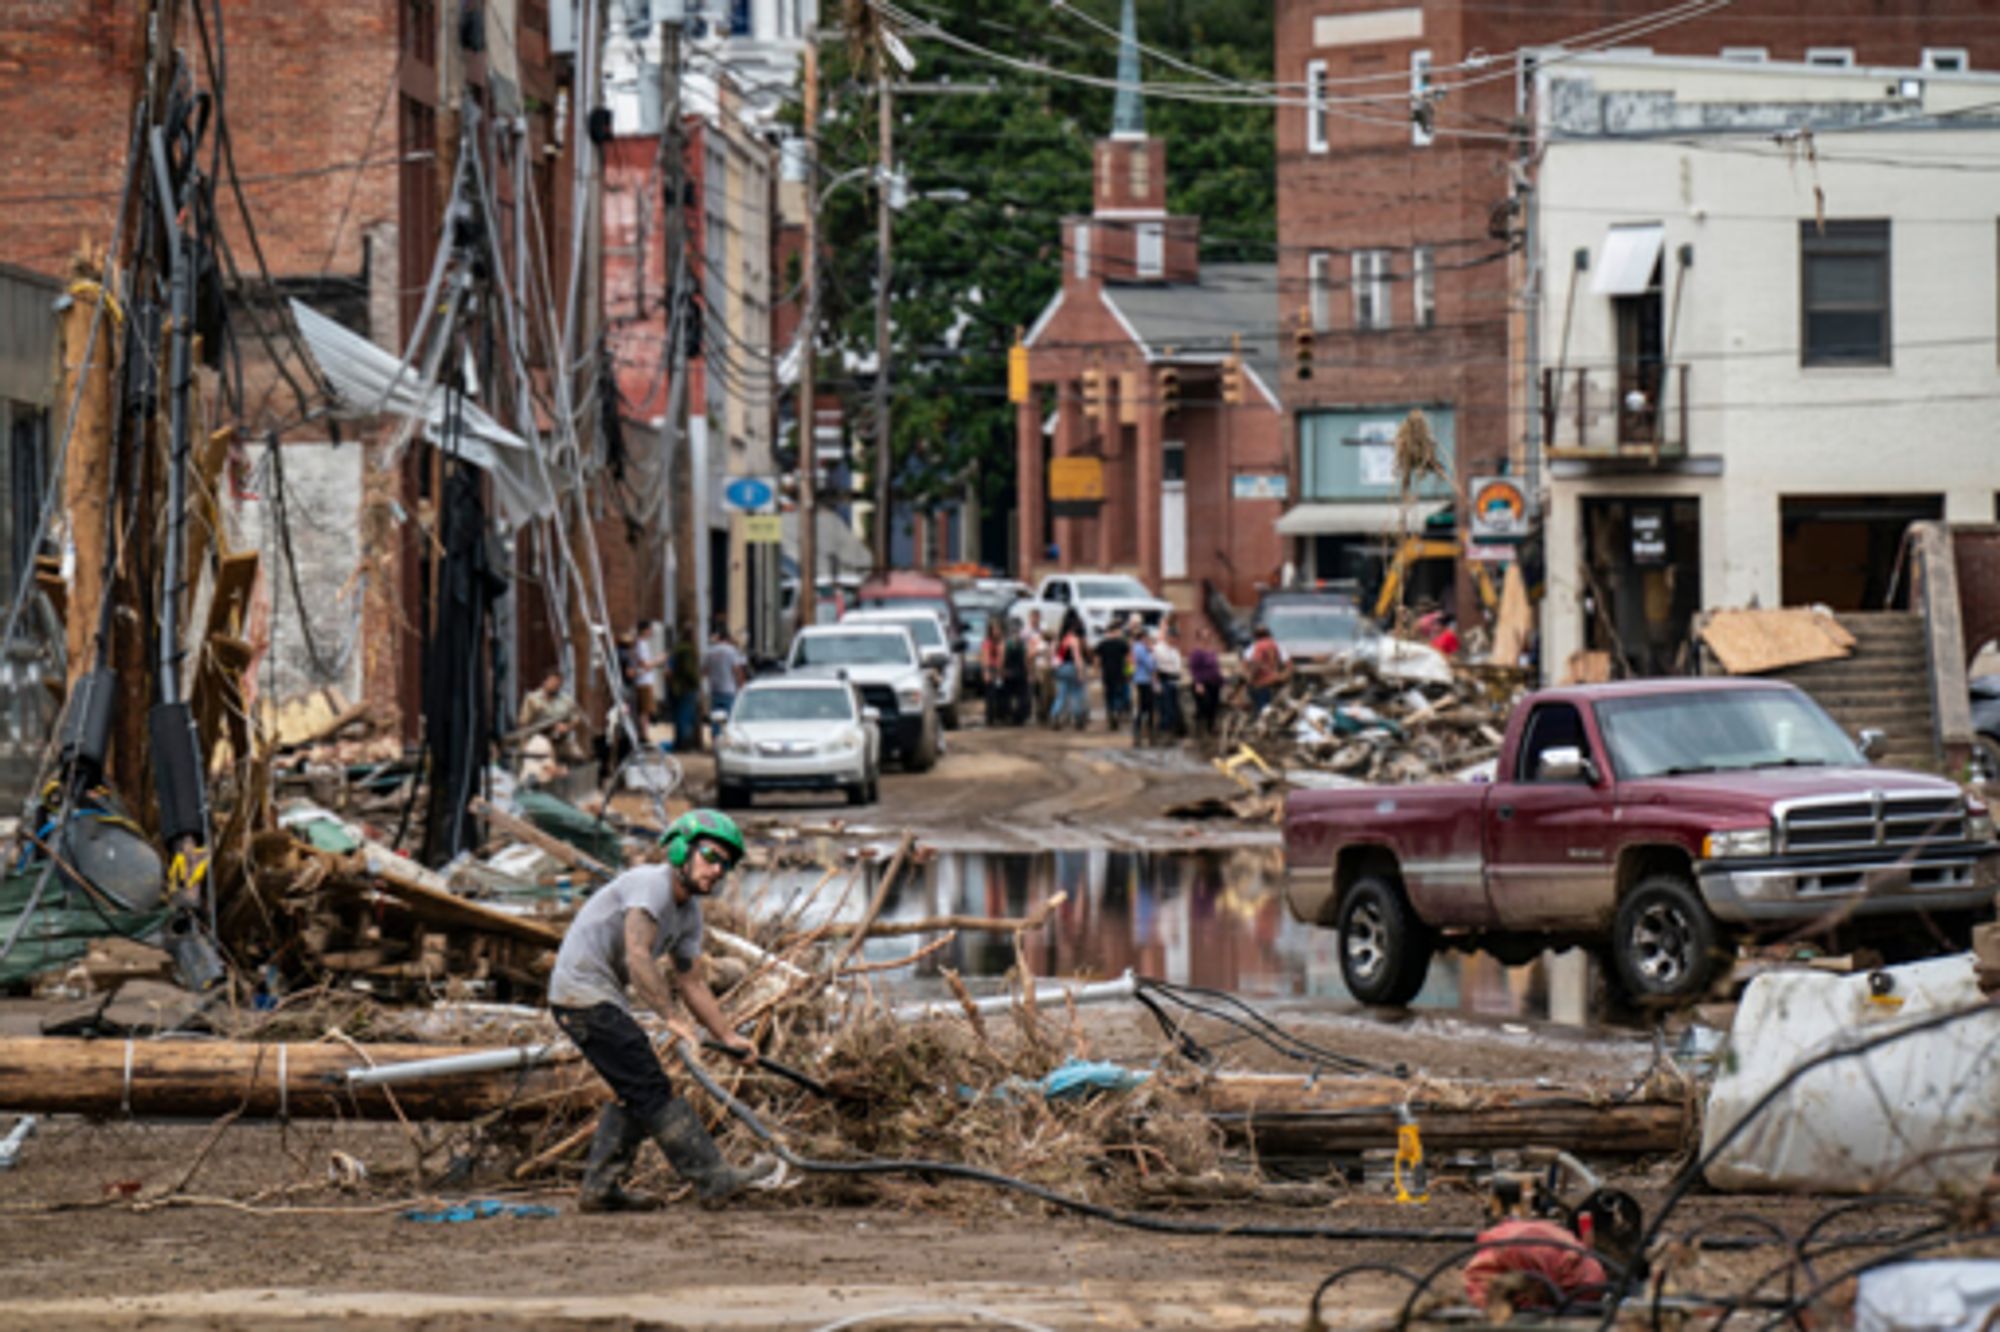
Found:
[1856,728,1886,761]
[1538,745,1599,784]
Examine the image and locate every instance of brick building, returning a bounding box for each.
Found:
[1015,6,1286,623]
[1273,0,2000,624]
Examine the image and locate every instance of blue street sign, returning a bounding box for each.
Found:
[722,476,776,512]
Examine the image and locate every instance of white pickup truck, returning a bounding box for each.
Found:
[1008,573,1174,644]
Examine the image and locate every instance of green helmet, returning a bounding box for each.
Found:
[664,808,746,869]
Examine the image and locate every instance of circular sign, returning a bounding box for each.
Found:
[723,476,776,512]
[1470,477,1527,538]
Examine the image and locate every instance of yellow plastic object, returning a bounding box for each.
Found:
[1393,1111,1429,1205]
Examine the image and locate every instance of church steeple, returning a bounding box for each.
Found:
[1112,0,1143,140]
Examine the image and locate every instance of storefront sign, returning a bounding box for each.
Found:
[1231,474,1288,501]
[1465,542,1516,563]
[1631,507,1668,565]
[1351,419,1399,488]
[1469,476,1530,540]
[1048,456,1104,503]
[742,514,783,544]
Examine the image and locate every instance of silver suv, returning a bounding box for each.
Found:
[785,624,941,771]
[839,607,964,730]
[713,676,881,809]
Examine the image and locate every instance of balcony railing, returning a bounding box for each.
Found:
[1540,363,1689,458]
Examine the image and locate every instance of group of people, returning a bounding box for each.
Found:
[978,610,1229,746]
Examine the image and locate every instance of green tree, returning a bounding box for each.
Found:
[809,0,1273,523]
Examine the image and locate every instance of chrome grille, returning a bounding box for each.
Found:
[1777,791,1967,853]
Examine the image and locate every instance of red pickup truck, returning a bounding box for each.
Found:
[1283,679,2000,1005]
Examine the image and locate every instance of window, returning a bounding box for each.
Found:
[1923,48,1969,72]
[1306,60,1328,153]
[1352,249,1390,331]
[1413,246,1436,329]
[1516,704,1590,783]
[1073,222,1090,279]
[1308,251,1333,331]
[1720,46,1768,62]
[1410,49,1434,147]
[1135,223,1164,278]
[1800,219,1891,366]
[1129,147,1149,200]
[1806,47,1855,67]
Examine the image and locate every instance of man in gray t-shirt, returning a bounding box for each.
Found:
[548,809,774,1211]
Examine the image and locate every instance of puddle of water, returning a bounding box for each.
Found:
[737,847,1546,1020]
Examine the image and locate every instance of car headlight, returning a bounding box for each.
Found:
[897,686,924,709]
[1703,827,1773,859]
[1968,802,1995,842]
[718,730,754,756]
[825,728,863,754]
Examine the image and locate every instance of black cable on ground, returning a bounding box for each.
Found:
[1133,976,1394,1077]
[674,1041,1479,1245]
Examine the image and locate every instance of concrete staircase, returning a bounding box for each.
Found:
[1769,611,1940,772]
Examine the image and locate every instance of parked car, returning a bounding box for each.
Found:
[712,676,881,809]
[1254,587,1379,665]
[784,623,941,770]
[1008,572,1173,645]
[1283,678,1999,1006]
[839,607,964,729]
[854,570,962,645]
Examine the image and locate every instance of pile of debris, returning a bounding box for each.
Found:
[1214,649,1524,789]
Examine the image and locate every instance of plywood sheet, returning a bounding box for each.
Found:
[1700,608,1853,676]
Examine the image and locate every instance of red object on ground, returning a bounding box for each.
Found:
[1462,1217,1607,1310]
[1429,627,1461,656]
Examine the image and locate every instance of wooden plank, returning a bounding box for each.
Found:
[333,842,567,952]
[468,795,612,879]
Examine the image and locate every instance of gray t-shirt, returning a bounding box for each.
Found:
[548,864,705,1011]
[703,640,745,697]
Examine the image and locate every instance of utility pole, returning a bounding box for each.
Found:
[662,17,698,654]
[793,37,818,635]
[871,44,893,573]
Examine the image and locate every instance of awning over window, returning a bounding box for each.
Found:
[1593,223,1665,297]
[1275,501,1449,537]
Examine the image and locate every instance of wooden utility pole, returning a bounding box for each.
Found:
[870,44,894,573]
[794,38,819,634]
[662,19,699,654]
[55,257,114,699]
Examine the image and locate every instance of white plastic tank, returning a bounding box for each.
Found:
[1702,954,2000,1194]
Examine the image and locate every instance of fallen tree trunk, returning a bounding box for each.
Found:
[0,1038,587,1121]
[1200,1074,1689,1156]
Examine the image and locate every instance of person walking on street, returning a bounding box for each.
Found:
[1025,610,1054,726]
[1095,620,1130,730]
[1001,620,1030,725]
[1188,628,1225,745]
[548,810,776,1211]
[668,629,702,752]
[980,618,1007,723]
[633,620,664,723]
[1051,610,1092,729]
[702,627,748,745]
[1244,623,1291,715]
[1154,622,1186,741]
[1131,624,1159,747]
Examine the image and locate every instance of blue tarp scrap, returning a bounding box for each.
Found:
[402,1198,560,1223]
[1038,1058,1150,1101]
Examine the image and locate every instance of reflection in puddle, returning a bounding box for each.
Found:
[738,848,1544,1019]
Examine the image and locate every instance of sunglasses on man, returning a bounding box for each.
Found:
[695,842,736,868]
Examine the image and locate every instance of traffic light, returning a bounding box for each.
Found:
[1080,366,1106,427]
[1222,332,1245,404]
[1158,365,1181,418]
[1293,305,1314,380]
[1007,338,1029,404]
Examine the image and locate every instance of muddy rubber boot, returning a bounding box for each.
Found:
[646,1098,777,1205]
[577,1103,663,1214]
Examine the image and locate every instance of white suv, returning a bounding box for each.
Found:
[839,607,964,730]
[785,624,941,771]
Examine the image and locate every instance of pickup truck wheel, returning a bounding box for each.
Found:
[1612,875,1720,1002]
[1338,876,1434,1007]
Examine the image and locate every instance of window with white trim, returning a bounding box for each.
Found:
[1413,246,1436,330]
[1352,249,1390,331]
[1720,46,1767,62]
[1308,252,1333,332]
[1923,48,1969,72]
[1806,47,1855,68]
[1306,60,1328,154]
[1073,222,1090,279]
[1411,49,1434,147]
[1136,223,1164,279]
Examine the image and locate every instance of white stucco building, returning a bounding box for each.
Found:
[1527,53,2000,677]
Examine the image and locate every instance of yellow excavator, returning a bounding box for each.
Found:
[1371,536,1499,622]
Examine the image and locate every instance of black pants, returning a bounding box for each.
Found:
[1133,683,1157,744]
[552,1002,674,1122]
[1193,682,1221,737]
[1157,675,1184,736]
